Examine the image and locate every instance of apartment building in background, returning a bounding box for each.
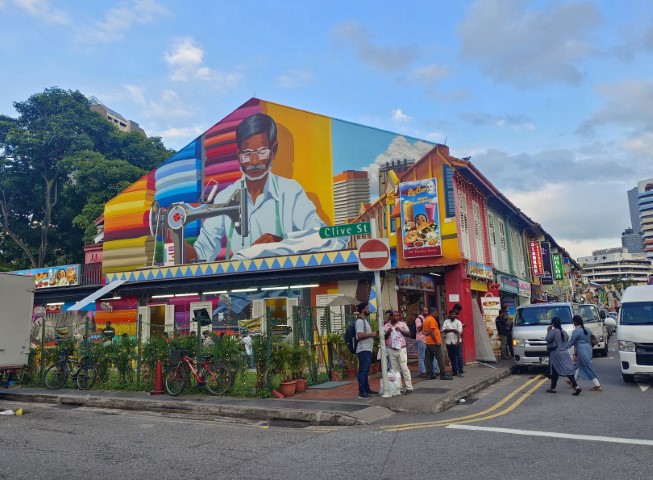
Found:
[89,97,146,137]
[333,170,371,225]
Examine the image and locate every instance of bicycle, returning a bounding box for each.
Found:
[44,349,97,390]
[164,350,234,396]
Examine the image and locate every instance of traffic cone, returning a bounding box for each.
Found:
[150,359,165,395]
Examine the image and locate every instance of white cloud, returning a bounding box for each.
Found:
[362,136,434,196]
[82,0,167,43]
[9,0,70,24]
[458,0,601,87]
[412,64,449,83]
[332,21,419,72]
[391,109,411,122]
[163,37,242,90]
[621,131,653,155]
[157,125,206,145]
[460,112,534,130]
[275,70,314,89]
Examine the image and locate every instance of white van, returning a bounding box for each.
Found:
[617,285,653,383]
[512,302,608,371]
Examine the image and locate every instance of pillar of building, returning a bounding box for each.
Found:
[444,264,476,363]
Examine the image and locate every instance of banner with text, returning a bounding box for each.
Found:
[540,242,554,285]
[529,241,544,276]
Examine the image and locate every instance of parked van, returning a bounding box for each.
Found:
[512,302,608,371]
[617,285,653,383]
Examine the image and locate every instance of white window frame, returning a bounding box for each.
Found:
[458,190,471,258]
[472,201,485,264]
[487,211,498,266]
[497,219,508,271]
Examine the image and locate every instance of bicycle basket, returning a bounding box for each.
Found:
[170,347,188,365]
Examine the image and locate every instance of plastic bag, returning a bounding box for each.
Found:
[380,369,402,397]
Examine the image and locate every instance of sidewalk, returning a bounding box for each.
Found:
[0,360,514,426]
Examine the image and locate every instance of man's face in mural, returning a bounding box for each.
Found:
[238,132,277,182]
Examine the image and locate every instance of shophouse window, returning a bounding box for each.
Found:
[510,227,526,278]
[498,220,508,271]
[458,190,471,258]
[472,201,485,264]
[487,211,498,266]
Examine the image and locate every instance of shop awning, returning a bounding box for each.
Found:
[67,279,128,311]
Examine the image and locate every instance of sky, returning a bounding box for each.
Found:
[1,0,652,260]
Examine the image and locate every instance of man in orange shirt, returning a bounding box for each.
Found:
[423,307,452,380]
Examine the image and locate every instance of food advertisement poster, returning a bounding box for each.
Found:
[399,178,442,258]
[398,274,435,291]
[14,264,80,289]
[481,295,501,337]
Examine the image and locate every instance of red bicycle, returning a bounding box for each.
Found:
[164,350,234,396]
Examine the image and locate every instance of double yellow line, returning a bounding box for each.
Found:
[382,374,547,432]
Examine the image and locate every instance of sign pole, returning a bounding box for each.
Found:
[369,217,389,397]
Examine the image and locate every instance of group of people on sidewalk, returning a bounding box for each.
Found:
[353,302,466,399]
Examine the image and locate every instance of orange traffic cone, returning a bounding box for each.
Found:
[150,360,165,395]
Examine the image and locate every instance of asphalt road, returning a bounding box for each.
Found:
[2,337,651,480]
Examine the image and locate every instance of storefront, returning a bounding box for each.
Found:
[497,273,520,317]
[397,272,436,320]
[518,280,531,307]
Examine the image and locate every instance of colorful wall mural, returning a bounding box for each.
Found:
[102,98,434,273]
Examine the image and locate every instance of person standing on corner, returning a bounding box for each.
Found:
[546,317,581,396]
[355,302,378,399]
[567,315,602,392]
[442,309,464,377]
[423,307,453,380]
[383,310,413,394]
[495,307,511,359]
[415,306,438,378]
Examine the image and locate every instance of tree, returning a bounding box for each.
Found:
[0,88,174,269]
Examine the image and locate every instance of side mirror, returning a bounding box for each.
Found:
[599,310,607,320]
[604,317,617,328]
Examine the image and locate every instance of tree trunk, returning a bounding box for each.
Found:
[38,175,58,268]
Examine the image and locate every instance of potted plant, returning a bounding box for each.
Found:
[271,343,296,397]
[326,332,345,380]
[290,345,309,393]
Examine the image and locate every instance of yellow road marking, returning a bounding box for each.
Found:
[383,375,547,432]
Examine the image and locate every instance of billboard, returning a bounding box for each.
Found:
[529,241,544,276]
[102,99,435,272]
[540,242,554,285]
[14,265,80,289]
[398,178,442,258]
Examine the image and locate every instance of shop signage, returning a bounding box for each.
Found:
[14,264,80,289]
[540,242,554,285]
[399,178,442,258]
[398,274,435,291]
[319,221,371,239]
[497,273,519,294]
[467,260,493,280]
[480,294,501,338]
[552,254,564,281]
[518,280,531,298]
[529,241,544,276]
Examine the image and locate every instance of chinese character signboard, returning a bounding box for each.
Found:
[529,241,544,276]
[399,179,442,258]
[552,254,564,281]
[540,242,554,285]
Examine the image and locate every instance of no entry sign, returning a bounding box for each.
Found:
[357,238,391,271]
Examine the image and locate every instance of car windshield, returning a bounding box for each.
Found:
[579,305,599,322]
[620,302,653,325]
[516,306,573,326]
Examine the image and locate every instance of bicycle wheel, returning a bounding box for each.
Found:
[76,364,97,390]
[205,362,233,396]
[165,364,187,396]
[44,364,68,390]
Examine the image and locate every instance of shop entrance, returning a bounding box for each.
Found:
[252,298,299,335]
[137,304,174,342]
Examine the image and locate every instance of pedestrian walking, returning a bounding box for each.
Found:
[545,317,581,395]
[567,315,602,391]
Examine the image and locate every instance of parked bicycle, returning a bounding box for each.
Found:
[165,349,234,396]
[44,349,97,390]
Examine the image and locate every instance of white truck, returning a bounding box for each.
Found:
[0,272,35,382]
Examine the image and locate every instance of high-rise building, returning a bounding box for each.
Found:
[89,97,146,137]
[622,227,643,253]
[636,178,653,259]
[628,187,641,233]
[333,170,370,225]
[578,247,652,285]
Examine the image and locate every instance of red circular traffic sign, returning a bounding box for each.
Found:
[358,238,391,271]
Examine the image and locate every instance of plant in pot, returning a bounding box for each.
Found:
[290,345,310,393]
[271,343,296,397]
[326,332,346,380]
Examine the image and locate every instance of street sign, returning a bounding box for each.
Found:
[357,238,391,271]
[319,221,371,239]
